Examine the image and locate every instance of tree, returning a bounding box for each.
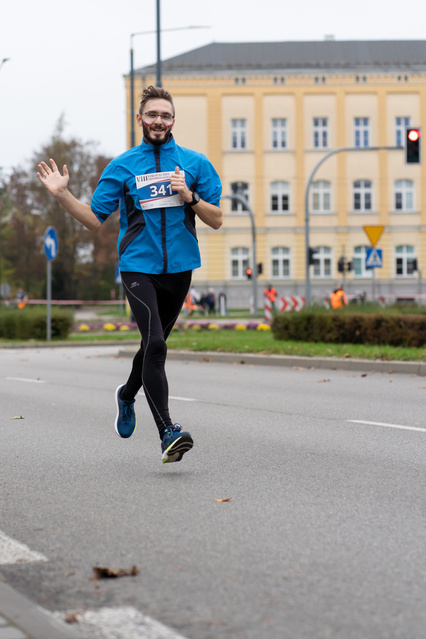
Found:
[4,117,115,299]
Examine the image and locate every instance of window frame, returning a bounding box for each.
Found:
[313,117,329,149]
[354,117,370,148]
[231,118,247,150]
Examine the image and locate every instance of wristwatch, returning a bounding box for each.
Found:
[188,191,201,207]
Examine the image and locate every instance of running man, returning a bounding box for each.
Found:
[37,85,222,463]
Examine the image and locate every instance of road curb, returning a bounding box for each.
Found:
[119,347,426,375]
[0,580,83,639]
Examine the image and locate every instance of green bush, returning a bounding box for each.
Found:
[271,310,426,347]
[0,308,73,340]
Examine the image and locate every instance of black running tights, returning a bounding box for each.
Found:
[120,271,192,438]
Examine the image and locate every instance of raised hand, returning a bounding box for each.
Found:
[37,158,69,196]
[169,166,192,203]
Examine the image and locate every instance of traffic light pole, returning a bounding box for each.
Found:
[222,194,258,317]
[304,145,401,306]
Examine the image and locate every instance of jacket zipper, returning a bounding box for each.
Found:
[154,146,168,274]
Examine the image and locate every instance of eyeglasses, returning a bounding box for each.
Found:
[142,111,175,125]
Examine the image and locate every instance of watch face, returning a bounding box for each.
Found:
[192,191,200,205]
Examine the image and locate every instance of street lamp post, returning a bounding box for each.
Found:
[304,145,401,306]
[129,27,210,148]
[222,194,258,317]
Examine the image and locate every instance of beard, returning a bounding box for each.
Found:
[142,121,173,146]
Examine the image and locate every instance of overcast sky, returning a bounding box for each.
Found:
[1,0,425,173]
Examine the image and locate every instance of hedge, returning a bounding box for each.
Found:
[271,310,426,347]
[0,308,73,340]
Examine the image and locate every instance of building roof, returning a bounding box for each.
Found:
[136,40,426,74]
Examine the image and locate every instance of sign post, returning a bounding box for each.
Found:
[363,226,384,302]
[44,227,58,341]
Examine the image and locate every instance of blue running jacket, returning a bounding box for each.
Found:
[91,136,222,274]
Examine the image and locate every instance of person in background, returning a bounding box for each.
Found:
[330,285,348,309]
[37,85,222,464]
[264,284,277,312]
[16,287,28,309]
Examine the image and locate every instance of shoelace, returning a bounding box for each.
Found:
[121,402,134,424]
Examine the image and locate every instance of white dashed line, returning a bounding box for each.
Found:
[6,377,46,384]
[138,391,196,402]
[55,606,189,639]
[0,531,48,565]
[348,420,426,433]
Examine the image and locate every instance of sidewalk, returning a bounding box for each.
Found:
[0,581,83,639]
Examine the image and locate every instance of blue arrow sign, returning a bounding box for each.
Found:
[44,226,58,261]
[365,248,383,269]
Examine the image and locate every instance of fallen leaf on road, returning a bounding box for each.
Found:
[64,611,85,624]
[387,370,395,374]
[11,416,24,419]
[214,498,232,502]
[317,379,331,383]
[91,565,139,580]
[361,374,367,377]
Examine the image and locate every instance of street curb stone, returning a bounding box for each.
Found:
[0,581,83,639]
[119,347,426,376]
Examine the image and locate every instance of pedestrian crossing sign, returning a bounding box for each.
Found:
[365,248,383,269]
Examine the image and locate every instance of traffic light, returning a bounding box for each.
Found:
[405,127,421,164]
[407,258,418,274]
[308,247,319,266]
[338,257,345,273]
[245,267,253,279]
[257,263,263,275]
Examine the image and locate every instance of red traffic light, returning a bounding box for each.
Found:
[245,267,253,279]
[408,128,421,142]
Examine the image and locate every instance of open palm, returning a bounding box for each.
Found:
[37,159,69,196]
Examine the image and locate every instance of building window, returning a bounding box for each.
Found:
[312,246,332,278]
[231,118,247,150]
[230,181,249,212]
[270,181,290,213]
[231,247,250,279]
[395,245,416,277]
[353,245,373,278]
[354,117,370,148]
[312,180,332,213]
[313,117,328,149]
[271,118,287,149]
[394,179,414,211]
[396,117,410,147]
[271,247,291,278]
[353,180,373,212]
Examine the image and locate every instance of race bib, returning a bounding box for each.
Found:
[136,171,185,210]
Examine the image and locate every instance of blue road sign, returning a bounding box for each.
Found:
[365,248,383,269]
[44,226,58,261]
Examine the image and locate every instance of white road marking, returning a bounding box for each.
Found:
[348,420,426,433]
[138,391,196,402]
[55,606,189,639]
[0,531,48,565]
[6,376,46,384]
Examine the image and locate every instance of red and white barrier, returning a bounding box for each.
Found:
[278,296,305,312]
[264,296,273,324]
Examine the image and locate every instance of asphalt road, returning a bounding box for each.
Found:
[0,345,425,639]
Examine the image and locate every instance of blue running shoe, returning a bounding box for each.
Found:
[114,384,136,438]
[161,424,193,463]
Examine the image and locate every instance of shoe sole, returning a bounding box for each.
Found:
[162,433,194,463]
[114,385,137,439]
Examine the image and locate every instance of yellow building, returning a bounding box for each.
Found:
[125,40,426,308]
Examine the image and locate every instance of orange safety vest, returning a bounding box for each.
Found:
[265,287,277,302]
[330,290,347,309]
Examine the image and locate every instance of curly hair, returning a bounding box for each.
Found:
[138,85,175,116]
